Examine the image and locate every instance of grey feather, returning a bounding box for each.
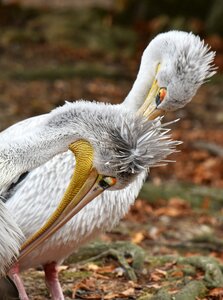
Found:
[46,101,179,186]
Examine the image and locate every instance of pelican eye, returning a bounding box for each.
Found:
[99,176,117,190]
[156,87,167,106]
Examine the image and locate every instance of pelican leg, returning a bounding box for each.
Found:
[8,263,29,300]
[43,262,64,300]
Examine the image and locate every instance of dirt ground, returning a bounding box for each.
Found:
[0,4,223,300]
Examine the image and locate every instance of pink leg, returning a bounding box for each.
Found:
[8,263,29,300]
[43,262,64,300]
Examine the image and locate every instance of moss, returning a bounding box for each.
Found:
[61,270,92,280]
[150,289,172,300]
[140,182,223,210]
[65,241,146,281]
[9,63,129,81]
[173,281,207,300]
[182,266,196,277]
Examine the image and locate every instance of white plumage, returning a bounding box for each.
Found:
[4,102,178,300]
[124,31,215,112]
[5,102,177,271]
[0,31,216,298]
[7,151,146,270]
[0,202,24,276]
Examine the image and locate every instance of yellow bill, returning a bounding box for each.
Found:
[18,140,116,262]
[137,64,167,120]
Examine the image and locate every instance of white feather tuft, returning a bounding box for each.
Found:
[0,201,24,275]
[124,30,216,111]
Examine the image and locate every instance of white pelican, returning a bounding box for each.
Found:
[2,102,178,299]
[1,31,215,299]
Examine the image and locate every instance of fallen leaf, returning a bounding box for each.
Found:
[155,207,184,217]
[209,287,223,297]
[87,263,99,271]
[147,283,162,289]
[121,287,135,296]
[98,265,116,273]
[104,293,120,299]
[57,265,68,272]
[170,270,184,278]
[150,268,167,282]
[72,278,97,298]
[154,268,167,277]
[131,231,145,244]
[94,273,110,280]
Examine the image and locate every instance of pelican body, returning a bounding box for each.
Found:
[0,30,216,299]
[3,101,178,299]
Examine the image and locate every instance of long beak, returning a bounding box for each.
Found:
[137,65,166,120]
[18,140,116,262]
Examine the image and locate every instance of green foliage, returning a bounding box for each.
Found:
[0,7,137,58]
[140,182,223,210]
[9,63,129,81]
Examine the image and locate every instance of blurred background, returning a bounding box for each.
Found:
[0,1,223,299]
[0,0,222,184]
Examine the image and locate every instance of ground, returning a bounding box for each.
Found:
[0,4,223,300]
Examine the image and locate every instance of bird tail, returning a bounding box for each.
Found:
[0,201,24,276]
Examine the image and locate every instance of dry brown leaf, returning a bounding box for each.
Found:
[104,293,120,299]
[104,288,135,299]
[155,207,184,217]
[94,273,110,280]
[209,287,223,297]
[170,270,184,278]
[150,273,163,282]
[169,197,189,209]
[154,268,167,277]
[147,283,162,289]
[87,263,99,271]
[97,265,116,273]
[72,277,97,298]
[150,268,167,282]
[131,231,144,244]
[121,287,135,296]
[57,265,68,272]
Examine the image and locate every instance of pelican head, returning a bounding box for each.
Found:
[47,101,178,189]
[18,101,178,261]
[86,114,176,189]
[124,30,216,117]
